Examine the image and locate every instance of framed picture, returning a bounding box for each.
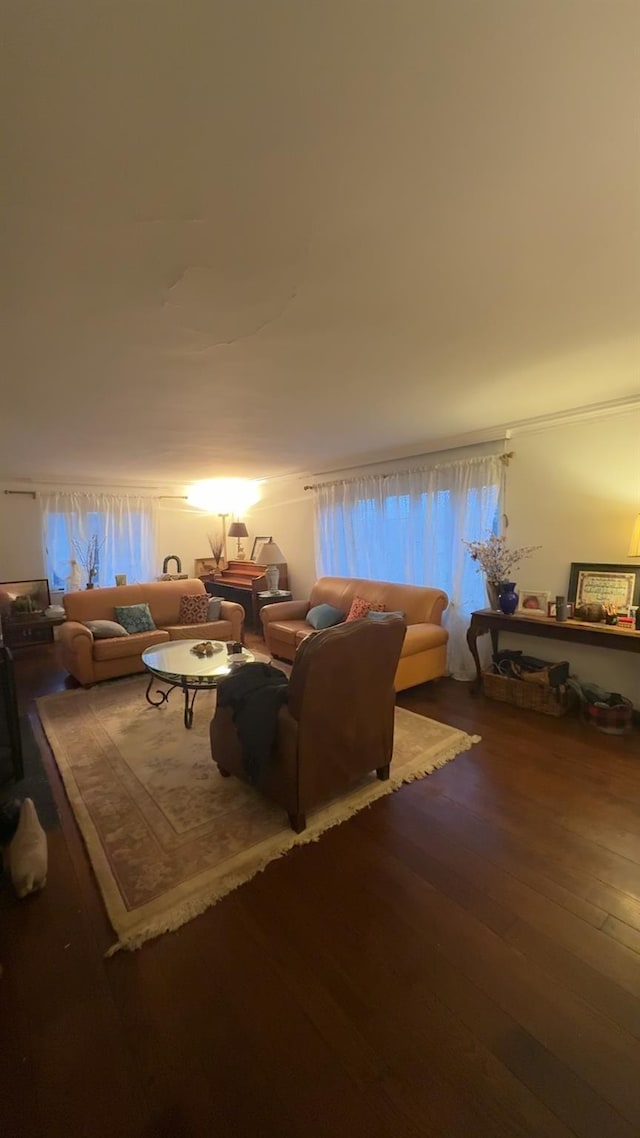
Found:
[547,600,575,618]
[250,535,272,562]
[0,579,51,616]
[517,589,550,616]
[568,563,640,613]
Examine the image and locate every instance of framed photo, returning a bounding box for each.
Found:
[517,589,550,616]
[568,563,640,614]
[250,535,272,562]
[0,579,51,616]
[547,600,575,619]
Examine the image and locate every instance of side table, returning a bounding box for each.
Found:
[255,590,293,632]
[1,613,66,652]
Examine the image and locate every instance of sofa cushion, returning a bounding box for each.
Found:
[307,603,344,630]
[178,593,209,624]
[83,619,130,639]
[114,602,156,633]
[402,622,449,656]
[268,619,312,647]
[346,596,385,622]
[93,629,169,661]
[163,621,232,641]
[207,596,223,621]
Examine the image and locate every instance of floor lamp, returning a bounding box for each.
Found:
[218,513,229,566]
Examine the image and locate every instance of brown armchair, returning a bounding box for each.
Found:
[209,617,406,832]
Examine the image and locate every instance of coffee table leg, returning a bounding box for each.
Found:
[145,675,172,708]
[183,686,198,729]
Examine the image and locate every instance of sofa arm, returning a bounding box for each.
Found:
[57,620,96,686]
[220,601,245,641]
[260,600,310,628]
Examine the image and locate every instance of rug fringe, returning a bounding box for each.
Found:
[105,727,481,955]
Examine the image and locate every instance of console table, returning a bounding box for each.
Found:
[467,608,640,692]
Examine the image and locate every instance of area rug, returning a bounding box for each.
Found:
[37,677,480,954]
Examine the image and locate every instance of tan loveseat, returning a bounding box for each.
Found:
[261,576,449,692]
[58,578,244,686]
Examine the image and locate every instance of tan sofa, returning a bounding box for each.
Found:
[58,578,244,686]
[261,576,448,692]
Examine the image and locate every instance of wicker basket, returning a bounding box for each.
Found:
[482,669,572,716]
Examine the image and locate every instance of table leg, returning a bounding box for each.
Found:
[183,686,198,730]
[145,675,172,708]
[466,615,485,694]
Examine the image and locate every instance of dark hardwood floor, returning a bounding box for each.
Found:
[2,641,640,1138]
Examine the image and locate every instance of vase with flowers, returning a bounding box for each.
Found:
[207,533,225,576]
[72,534,105,589]
[462,534,541,613]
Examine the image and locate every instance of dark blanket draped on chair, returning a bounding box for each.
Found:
[210,617,406,832]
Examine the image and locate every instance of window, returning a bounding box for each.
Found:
[40,493,158,590]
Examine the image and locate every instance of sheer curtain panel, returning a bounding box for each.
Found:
[40,492,158,591]
[313,455,502,679]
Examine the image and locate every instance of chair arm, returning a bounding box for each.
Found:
[220,601,245,641]
[56,620,96,686]
[260,600,310,627]
[57,620,93,649]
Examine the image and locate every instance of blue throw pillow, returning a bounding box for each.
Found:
[367,610,405,622]
[114,602,156,634]
[307,603,345,630]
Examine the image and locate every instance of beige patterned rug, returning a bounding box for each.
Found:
[37,677,480,954]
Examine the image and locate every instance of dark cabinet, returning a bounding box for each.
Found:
[0,645,23,784]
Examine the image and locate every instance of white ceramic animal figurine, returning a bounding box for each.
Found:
[8,798,47,898]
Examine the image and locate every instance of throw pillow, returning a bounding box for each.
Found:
[114,602,156,634]
[178,593,209,625]
[345,596,385,622]
[83,619,130,639]
[366,610,405,622]
[307,603,345,630]
[207,596,223,621]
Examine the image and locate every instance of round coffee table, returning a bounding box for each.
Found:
[142,640,265,729]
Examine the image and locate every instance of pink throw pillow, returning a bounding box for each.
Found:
[345,596,385,622]
[178,593,209,624]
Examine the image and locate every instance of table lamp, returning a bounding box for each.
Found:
[256,540,286,593]
[629,514,640,557]
[228,521,248,560]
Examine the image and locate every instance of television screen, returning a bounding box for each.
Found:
[0,579,51,616]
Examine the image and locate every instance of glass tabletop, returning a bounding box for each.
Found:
[142,639,255,682]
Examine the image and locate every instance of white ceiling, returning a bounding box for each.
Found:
[2,1,639,485]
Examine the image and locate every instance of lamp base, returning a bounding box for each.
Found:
[264,564,280,593]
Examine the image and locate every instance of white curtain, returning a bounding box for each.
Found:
[313,454,502,679]
[40,492,158,591]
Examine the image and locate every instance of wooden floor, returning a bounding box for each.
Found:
[2,642,640,1138]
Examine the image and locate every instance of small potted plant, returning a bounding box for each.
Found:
[73,534,104,589]
[207,533,225,576]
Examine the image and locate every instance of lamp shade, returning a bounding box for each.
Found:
[256,540,285,566]
[227,521,248,539]
[629,514,640,557]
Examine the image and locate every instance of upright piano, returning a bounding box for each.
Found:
[198,559,289,630]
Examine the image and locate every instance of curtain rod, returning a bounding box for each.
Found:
[3,489,188,500]
[304,452,513,491]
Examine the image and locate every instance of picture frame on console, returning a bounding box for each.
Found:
[517,589,549,616]
[250,536,272,562]
[568,563,640,614]
[0,579,51,617]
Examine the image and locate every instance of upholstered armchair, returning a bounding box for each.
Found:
[209,617,406,832]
